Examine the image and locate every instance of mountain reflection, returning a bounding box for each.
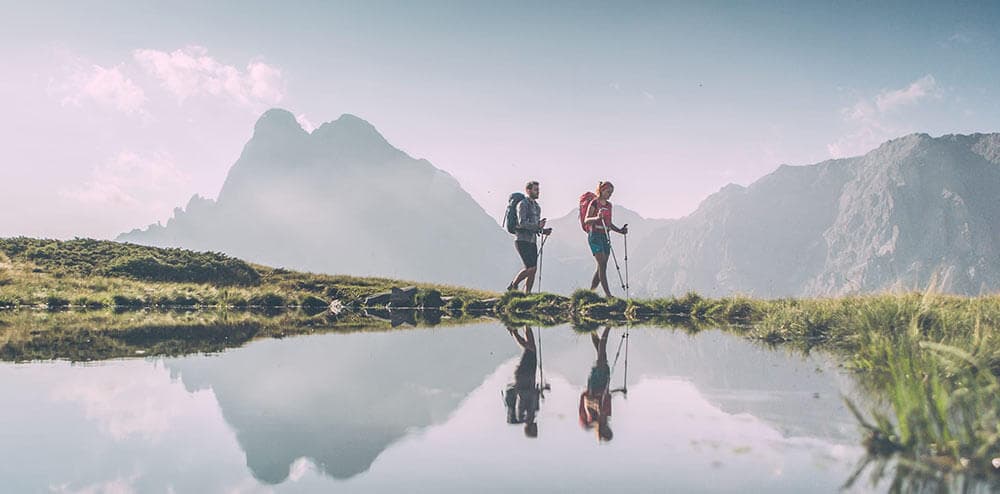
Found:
[166,322,516,482]
[159,323,862,486]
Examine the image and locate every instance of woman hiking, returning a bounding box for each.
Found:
[583,181,628,298]
[579,326,614,441]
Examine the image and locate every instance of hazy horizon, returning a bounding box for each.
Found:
[2,1,999,239]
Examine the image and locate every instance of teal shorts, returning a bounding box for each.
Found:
[588,231,611,255]
[588,363,610,393]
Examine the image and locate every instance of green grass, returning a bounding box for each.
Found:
[0,306,487,362]
[0,237,260,286]
[0,237,497,310]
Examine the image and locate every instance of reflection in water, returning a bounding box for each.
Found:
[0,322,943,492]
[503,325,540,437]
[580,326,615,442]
[165,322,514,483]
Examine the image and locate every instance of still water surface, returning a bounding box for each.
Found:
[0,323,876,492]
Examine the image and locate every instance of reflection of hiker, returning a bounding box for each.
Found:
[579,326,613,441]
[506,181,552,293]
[582,181,627,298]
[504,325,540,437]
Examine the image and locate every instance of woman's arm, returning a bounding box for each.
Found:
[584,202,604,226]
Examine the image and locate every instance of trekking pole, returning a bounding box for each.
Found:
[623,227,629,301]
[537,232,548,293]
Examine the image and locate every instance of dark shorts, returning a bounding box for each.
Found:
[588,231,611,255]
[515,240,538,268]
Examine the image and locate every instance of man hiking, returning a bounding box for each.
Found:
[504,325,541,438]
[507,181,551,293]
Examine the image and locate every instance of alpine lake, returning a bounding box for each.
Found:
[4,309,996,494]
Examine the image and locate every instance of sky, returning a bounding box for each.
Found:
[1,0,999,239]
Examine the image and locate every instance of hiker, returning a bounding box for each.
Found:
[507,181,552,293]
[579,326,613,441]
[504,325,540,437]
[583,181,628,298]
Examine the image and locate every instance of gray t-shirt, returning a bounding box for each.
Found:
[515,197,541,243]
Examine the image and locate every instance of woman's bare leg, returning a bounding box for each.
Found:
[598,327,610,358]
[595,253,611,297]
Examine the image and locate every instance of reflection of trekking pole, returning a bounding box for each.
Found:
[622,328,629,395]
[610,329,629,396]
[535,328,549,399]
[602,218,626,295]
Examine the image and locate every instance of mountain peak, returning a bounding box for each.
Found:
[310,113,399,158]
[313,113,382,138]
[254,108,304,134]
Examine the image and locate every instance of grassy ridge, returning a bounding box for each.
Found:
[0,237,260,285]
[0,237,496,310]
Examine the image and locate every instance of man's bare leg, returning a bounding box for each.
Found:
[524,267,536,293]
[510,266,535,290]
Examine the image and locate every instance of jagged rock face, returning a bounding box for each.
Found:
[634,133,1000,297]
[119,109,515,289]
[634,161,853,297]
[810,134,1000,296]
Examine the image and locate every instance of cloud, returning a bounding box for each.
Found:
[288,457,315,482]
[61,151,190,209]
[945,32,973,46]
[51,63,147,116]
[50,475,139,494]
[133,46,285,108]
[50,362,196,444]
[295,113,315,132]
[828,74,940,158]
[874,75,937,112]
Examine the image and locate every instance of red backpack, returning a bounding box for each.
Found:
[578,192,597,232]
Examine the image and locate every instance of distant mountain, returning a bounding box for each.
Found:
[632,133,1000,297]
[119,112,1000,297]
[119,109,516,289]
